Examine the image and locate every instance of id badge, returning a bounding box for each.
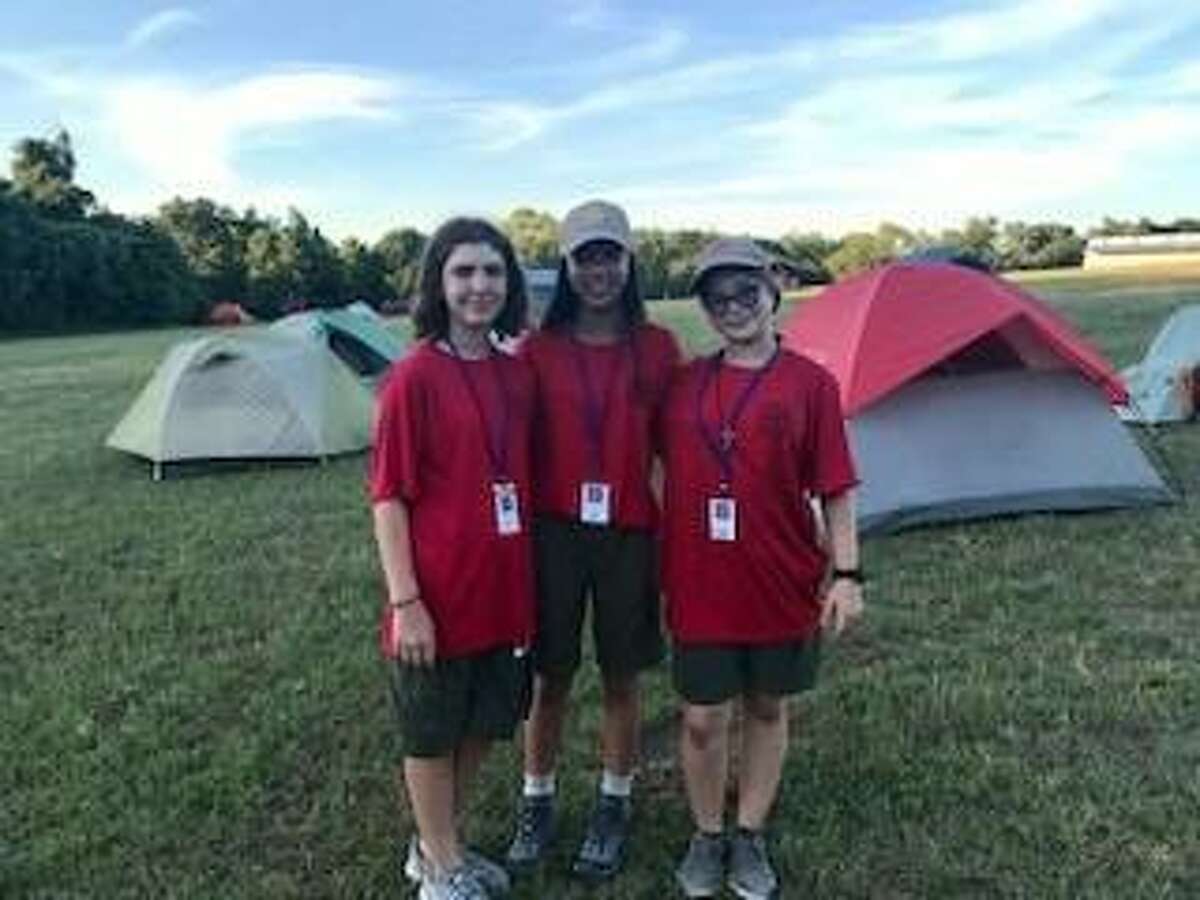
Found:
[707,496,737,542]
[579,481,612,526]
[493,481,522,535]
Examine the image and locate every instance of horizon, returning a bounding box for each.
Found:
[3,1,1199,243]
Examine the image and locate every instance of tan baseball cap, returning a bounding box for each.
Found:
[560,200,634,255]
[690,237,772,294]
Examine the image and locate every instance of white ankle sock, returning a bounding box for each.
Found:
[523,773,556,797]
[600,770,633,798]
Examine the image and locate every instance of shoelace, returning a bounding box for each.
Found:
[515,801,546,838]
[581,800,625,854]
[444,867,481,898]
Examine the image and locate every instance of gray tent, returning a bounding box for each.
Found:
[1119,305,1200,423]
[107,332,374,477]
[853,370,1171,533]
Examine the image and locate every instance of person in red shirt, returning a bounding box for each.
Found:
[371,217,534,900]
[506,200,681,881]
[663,238,863,900]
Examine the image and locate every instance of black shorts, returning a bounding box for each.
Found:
[533,516,663,679]
[388,645,532,758]
[672,638,821,706]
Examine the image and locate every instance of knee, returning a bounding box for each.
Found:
[534,672,573,706]
[681,708,726,751]
[743,694,785,726]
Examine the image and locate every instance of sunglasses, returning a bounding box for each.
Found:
[571,242,626,267]
[701,278,766,312]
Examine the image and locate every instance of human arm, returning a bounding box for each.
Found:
[372,498,437,666]
[818,489,863,636]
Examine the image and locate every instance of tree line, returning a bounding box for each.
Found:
[2,130,1196,335]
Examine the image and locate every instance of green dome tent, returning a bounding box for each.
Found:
[271,302,405,381]
[1120,305,1200,423]
[106,332,375,478]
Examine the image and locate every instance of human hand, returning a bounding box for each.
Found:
[392,601,437,666]
[820,578,863,637]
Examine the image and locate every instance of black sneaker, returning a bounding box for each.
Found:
[505,794,555,871]
[572,793,632,882]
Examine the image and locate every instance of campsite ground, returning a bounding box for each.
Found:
[3,267,1199,898]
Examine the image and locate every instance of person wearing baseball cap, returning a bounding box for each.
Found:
[507,200,682,883]
[662,237,863,899]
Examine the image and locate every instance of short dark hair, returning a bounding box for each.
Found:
[540,254,646,332]
[413,217,527,339]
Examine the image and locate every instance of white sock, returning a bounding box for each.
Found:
[600,770,633,798]
[523,773,556,798]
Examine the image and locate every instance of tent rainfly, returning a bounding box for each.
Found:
[1120,305,1200,423]
[106,332,374,477]
[271,302,405,380]
[782,262,1172,533]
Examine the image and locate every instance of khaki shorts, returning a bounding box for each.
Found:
[533,516,663,679]
[388,645,532,758]
[672,638,821,705]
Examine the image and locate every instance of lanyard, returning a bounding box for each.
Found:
[569,335,628,477]
[695,346,779,491]
[447,339,512,479]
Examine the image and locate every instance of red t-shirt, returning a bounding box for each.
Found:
[520,323,681,530]
[370,340,536,657]
[661,348,857,644]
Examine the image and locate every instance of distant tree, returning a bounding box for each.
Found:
[155,197,247,306]
[375,227,427,304]
[243,220,292,317]
[634,228,672,298]
[10,130,95,218]
[780,232,837,268]
[996,222,1084,269]
[340,237,392,306]
[503,208,559,267]
[761,234,831,284]
[280,210,343,307]
[824,223,915,277]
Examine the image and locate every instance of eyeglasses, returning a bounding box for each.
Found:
[571,242,626,267]
[701,278,765,312]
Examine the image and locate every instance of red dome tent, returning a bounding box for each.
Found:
[782,262,1169,533]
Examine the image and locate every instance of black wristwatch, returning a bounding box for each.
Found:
[831,567,865,585]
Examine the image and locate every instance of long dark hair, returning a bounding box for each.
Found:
[413,217,527,339]
[539,255,646,333]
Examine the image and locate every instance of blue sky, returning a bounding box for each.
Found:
[3,1,1199,241]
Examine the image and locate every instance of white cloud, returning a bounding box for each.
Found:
[124,8,202,49]
[103,70,399,198]
[838,0,1123,63]
[586,25,686,73]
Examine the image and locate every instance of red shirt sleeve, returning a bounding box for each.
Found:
[803,365,858,496]
[370,364,425,504]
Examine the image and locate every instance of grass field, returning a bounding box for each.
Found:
[3,268,1199,899]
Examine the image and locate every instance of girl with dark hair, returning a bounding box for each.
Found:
[507,200,681,883]
[371,217,534,900]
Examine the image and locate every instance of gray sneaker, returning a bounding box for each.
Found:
[405,837,512,894]
[506,795,555,870]
[727,829,779,900]
[675,831,726,898]
[417,863,488,900]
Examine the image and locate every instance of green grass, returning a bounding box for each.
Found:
[4,268,1200,898]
